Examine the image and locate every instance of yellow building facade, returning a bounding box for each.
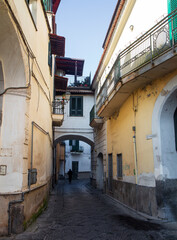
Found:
[91,0,177,220]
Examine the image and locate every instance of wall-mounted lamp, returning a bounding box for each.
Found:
[62,91,71,102]
[129,25,134,31]
[53,92,71,114]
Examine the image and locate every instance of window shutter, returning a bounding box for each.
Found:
[70,96,83,116]
[168,0,177,43]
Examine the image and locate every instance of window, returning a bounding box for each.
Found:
[70,96,83,116]
[69,140,83,152]
[26,0,37,26]
[48,42,52,74]
[43,0,52,11]
[117,154,123,178]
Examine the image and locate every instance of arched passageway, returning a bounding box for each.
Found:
[152,76,177,220]
[54,134,94,147]
[53,134,94,184]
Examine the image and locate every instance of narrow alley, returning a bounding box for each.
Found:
[2,180,177,240]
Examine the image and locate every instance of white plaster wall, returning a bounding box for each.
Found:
[55,94,94,143]
[0,93,26,192]
[65,141,91,173]
[0,1,53,193]
[99,0,168,89]
[62,95,94,129]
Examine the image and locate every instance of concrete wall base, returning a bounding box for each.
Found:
[0,179,52,237]
[106,179,158,217]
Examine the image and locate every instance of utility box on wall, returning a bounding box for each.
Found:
[28,168,37,185]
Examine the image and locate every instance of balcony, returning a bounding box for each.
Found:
[96,9,177,118]
[90,105,103,129]
[52,100,64,127]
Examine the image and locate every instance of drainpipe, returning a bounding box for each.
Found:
[8,192,25,236]
[74,61,77,85]
[132,126,138,184]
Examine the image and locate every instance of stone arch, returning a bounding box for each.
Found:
[152,75,177,220]
[96,152,104,190]
[0,3,27,89]
[54,134,94,147]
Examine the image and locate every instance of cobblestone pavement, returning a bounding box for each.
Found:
[2,179,177,240]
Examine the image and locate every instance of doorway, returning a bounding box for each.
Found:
[72,161,78,180]
[96,153,104,190]
[152,81,177,220]
[108,153,113,192]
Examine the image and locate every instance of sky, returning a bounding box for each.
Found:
[56,0,118,80]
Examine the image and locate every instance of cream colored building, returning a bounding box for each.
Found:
[0,0,64,235]
[91,0,177,220]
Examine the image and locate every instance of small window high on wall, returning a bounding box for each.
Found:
[0,61,4,126]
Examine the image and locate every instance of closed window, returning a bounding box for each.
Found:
[117,153,123,178]
[70,96,83,116]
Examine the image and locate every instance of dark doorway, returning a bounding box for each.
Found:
[72,161,78,180]
[108,154,113,192]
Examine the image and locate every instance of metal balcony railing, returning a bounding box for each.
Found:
[96,8,177,112]
[90,104,103,125]
[52,100,64,115]
[90,105,95,124]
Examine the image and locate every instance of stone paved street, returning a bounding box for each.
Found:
[1,179,177,240]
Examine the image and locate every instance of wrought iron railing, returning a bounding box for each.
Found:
[96,9,177,112]
[43,0,52,11]
[68,75,91,87]
[52,100,64,115]
[90,104,103,124]
[90,105,95,124]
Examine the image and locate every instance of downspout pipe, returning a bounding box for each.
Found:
[132,126,138,184]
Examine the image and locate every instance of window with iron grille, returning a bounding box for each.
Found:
[117,153,123,178]
[70,96,83,116]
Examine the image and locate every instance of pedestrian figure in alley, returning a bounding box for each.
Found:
[67,169,73,183]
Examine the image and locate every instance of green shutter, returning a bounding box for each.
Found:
[43,0,52,11]
[70,96,83,116]
[168,0,177,43]
[69,140,72,146]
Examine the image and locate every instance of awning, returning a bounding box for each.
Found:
[50,34,65,57]
[56,57,84,76]
[52,0,61,14]
[54,75,68,90]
